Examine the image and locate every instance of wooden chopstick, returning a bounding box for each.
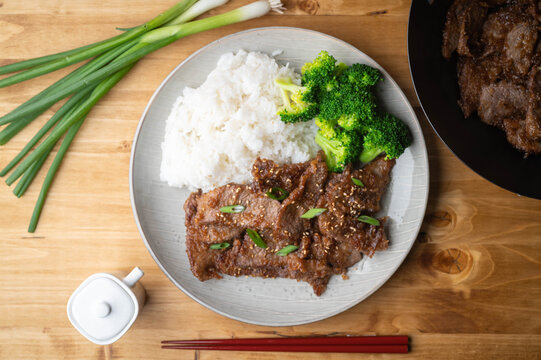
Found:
[161,336,409,353]
[162,344,408,353]
[162,335,408,346]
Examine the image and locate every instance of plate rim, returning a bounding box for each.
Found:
[129,26,430,326]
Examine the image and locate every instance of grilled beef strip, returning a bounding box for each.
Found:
[184,152,394,295]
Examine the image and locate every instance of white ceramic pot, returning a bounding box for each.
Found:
[67,267,146,345]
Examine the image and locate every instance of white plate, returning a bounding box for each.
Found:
[130,27,429,326]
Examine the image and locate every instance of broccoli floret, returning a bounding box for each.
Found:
[319,83,378,131]
[300,51,339,100]
[274,77,318,123]
[301,51,337,85]
[314,116,338,139]
[315,129,362,172]
[340,63,383,89]
[317,92,341,121]
[338,88,378,130]
[334,62,349,77]
[359,113,412,163]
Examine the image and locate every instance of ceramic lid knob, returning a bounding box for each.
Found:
[93,301,111,318]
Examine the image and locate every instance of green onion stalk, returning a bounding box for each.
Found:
[26,117,87,233]
[0,0,284,232]
[0,1,282,127]
[13,148,53,198]
[6,65,135,186]
[27,64,134,233]
[0,40,136,135]
[0,0,198,81]
[10,89,94,198]
[11,87,96,198]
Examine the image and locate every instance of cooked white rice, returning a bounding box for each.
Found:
[160,50,318,191]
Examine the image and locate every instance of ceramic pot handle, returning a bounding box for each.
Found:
[122,267,144,288]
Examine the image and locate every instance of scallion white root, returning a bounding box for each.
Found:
[141,0,285,44]
[268,0,286,13]
[168,0,230,25]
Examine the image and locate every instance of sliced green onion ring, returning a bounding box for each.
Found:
[266,187,289,201]
[276,245,299,256]
[358,215,380,226]
[209,242,230,250]
[219,204,245,213]
[300,208,327,219]
[351,177,364,187]
[246,228,267,248]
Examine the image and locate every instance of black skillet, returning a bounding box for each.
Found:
[408,0,541,199]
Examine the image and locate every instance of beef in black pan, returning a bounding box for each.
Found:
[443,0,541,156]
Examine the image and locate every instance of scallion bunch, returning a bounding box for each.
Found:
[0,0,284,232]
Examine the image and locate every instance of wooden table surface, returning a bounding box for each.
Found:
[1,0,541,359]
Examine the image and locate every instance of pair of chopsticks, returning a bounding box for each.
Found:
[162,335,409,353]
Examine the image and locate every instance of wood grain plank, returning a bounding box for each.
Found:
[1,0,408,16]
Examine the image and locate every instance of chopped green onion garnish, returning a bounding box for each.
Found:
[276,245,299,256]
[219,205,245,213]
[266,187,289,201]
[300,208,327,219]
[358,215,380,226]
[246,228,267,248]
[209,242,230,250]
[352,177,364,187]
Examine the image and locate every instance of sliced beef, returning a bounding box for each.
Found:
[502,117,541,154]
[274,152,328,243]
[478,82,528,127]
[479,1,538,77]
[504,21,538,76]
[524,58,541,139]
[251,156,310,193]
[213,231,334,296]
[443,0,469,59]
[481,4,522,55]
[251,153,329,245]
[185,184,281,237]
[317,156,394,258]
[457,2,488,57]
[457,57,490,117]
[185,152,395,295]
[443,0,488,59]
[184,184,284,280]
[506,58,541,155]
[444,0,541,155]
